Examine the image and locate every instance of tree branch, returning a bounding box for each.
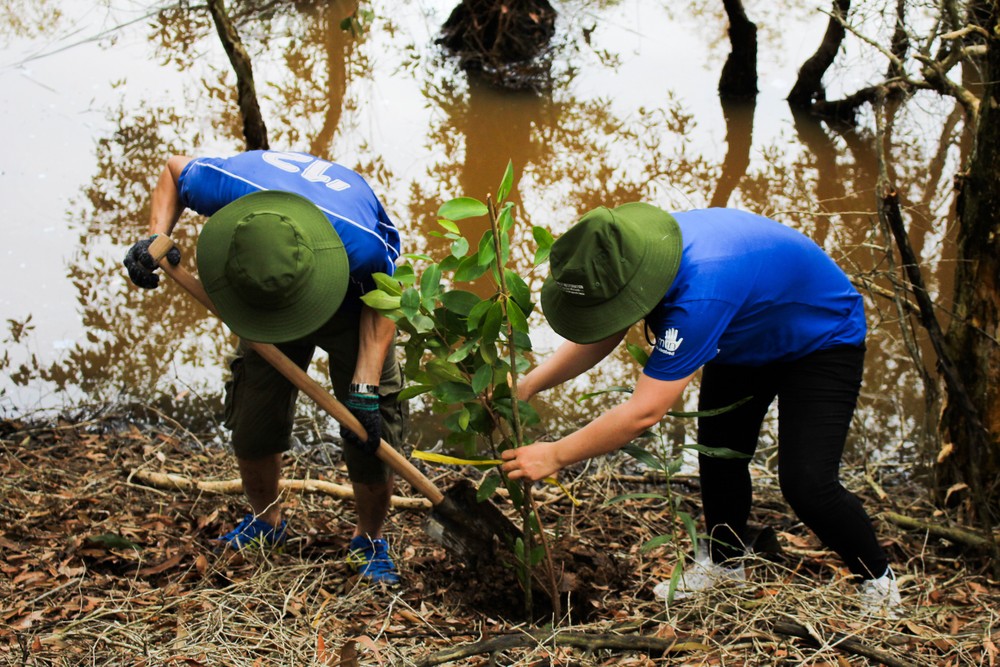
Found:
[129,469,432,510]
[413,631,704,666]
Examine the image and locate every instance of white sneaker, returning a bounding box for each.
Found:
[653,555,747,601]
[858,567,902,616]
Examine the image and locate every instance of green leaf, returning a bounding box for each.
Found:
[477,471,501,502]
[498,205,515,234]
[438,218,461,235]
[446,338,477,363]
[398,384,433,400]
[86,533,140,550]
[400,287,420,319]
[360,290,401,311]
[664,561,684,603]
[682,443,751,459]
[455,255,489,282]
[439,197,488,221]
[458,407,471,430]
[371,272,402,296]
[577,386,633,402]
[507,299,529,333]
[496,160,514,204]
[412,313,436,333]
[420,263,442,300]
[622,442,667,472]
[433,381,478,403]
[477,230,496,267]
[467,298,493,331]
[530,545,545,566]
[668,395,753,419]
[532,226,554,266]
[605,492,669,506]
[679,511,699,548]
[440,290,481,316]
[402,253,434,262]
[504,476,524,505]
[427,359,467,384]
[504,270,532,313]
[394,264,416,285]
[517,399,540,427]
[626,342,649,366]
[480,301,504,344]
[451,236,469,258]
[640,534,675,553]
[471,363,493,394]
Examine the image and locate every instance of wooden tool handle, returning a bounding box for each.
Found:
[148,235,445,505]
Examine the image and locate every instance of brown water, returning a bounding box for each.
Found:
[1,1,965,460]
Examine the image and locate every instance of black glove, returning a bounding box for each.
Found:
[342,390,381,455]
[123,235,181,289]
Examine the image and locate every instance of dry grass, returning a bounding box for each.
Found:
[2,411,998,666]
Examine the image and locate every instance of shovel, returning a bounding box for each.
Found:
[147,234,519,563]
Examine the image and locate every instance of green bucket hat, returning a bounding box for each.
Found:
[540,203,683,344]
[196,190,349,343]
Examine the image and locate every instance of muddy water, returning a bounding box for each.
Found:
[1,1,964,460]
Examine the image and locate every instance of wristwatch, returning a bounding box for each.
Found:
[349,382,379,395]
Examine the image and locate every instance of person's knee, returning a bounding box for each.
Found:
[780,468,843,518]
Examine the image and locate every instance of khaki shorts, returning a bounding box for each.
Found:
[222,308,407,484]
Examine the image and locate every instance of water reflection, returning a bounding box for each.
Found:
[2,1,960,462]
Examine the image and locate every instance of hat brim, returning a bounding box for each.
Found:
[540,206,682,344]
[197,191,349,343]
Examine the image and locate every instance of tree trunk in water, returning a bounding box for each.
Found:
[438,0,556,89]
[207,0,269,151]
[787,0,851,109]
[718,0,758,100]
[941,3,1000,521]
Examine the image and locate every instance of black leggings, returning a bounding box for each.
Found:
[697,345,888,579]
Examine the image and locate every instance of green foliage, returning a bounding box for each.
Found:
[361,160,548,463]
[362,161,564,612]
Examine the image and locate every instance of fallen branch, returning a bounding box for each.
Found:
[769,620,915,667]
[882,510,993,549]
[413,631,707,666]
[129,469,431,510]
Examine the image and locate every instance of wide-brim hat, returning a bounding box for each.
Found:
[540,203,682,344]
[197,190,349,343]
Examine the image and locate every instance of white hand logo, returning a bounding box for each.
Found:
[660,328,683,354]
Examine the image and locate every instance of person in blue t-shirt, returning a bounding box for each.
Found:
[123,151,406,585]
[500,203,901,612]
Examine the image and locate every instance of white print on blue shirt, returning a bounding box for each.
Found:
[261,152,352,191]
[656,328,684,356]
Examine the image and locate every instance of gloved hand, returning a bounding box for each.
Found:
[123,235,181,289]
[341,391,381,455]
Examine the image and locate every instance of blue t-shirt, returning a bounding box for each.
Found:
[643,208,865,381]
[177,150,401,309]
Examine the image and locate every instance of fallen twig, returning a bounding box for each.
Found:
[413,631,707,666]
[769,620,915,667]
[129,469,431,510]
[882,510,993,550]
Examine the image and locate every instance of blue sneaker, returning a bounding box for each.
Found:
[215,514,287,550]
[347,536,400,585]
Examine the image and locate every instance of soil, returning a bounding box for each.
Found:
[2,412,998,666]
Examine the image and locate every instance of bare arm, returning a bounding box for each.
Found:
[501,371,695,481]
[518,331,626,400]
[353,304,395,387]
[148,155,193,236]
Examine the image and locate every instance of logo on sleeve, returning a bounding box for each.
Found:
[656,328,684,355]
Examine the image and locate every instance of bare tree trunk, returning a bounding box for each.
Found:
[207,0,269,151]
[787,0,851,109]
[942,2,1000,525]
[718,0,758,100]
